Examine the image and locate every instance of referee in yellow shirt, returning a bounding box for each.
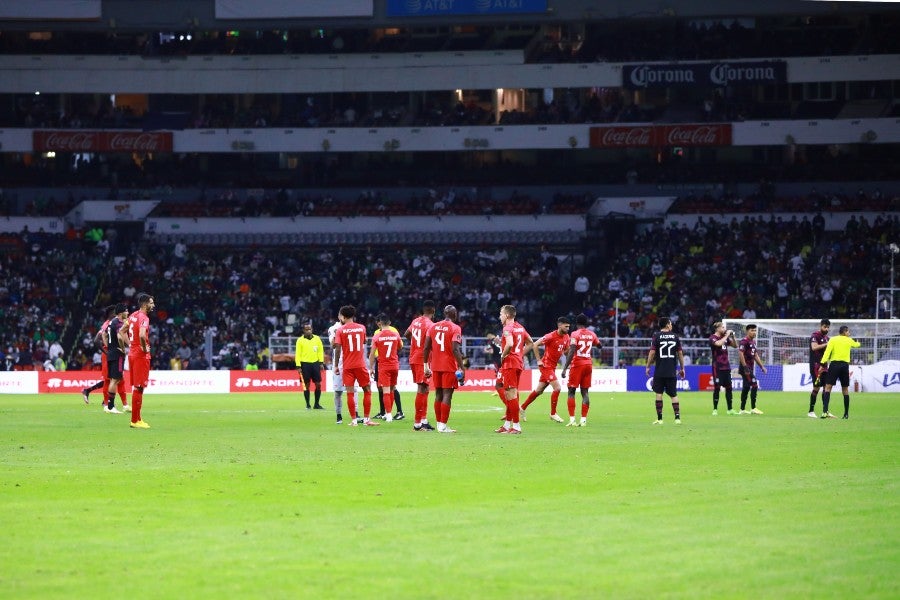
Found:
[820,325,861,419]
[295,324,325,409]
[373,314,404,420]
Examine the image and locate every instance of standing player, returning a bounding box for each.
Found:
[368,316,404,423]
[295,323,325,410]
[560,314,601,427]
[333,305,377,427]
[404,300,436,431]
[521,317,571,423]
[738,324,768,415]
[82,305,129,412]
[807,318,831,418]
[646,317,685,425]
[422,305,465,433]
[127,293,155,429]
[496,305,534,434]
[328,316,349,425]
[104,303,130,414]
[709,321,738,415]
[372,314,404,420]
[820,325,861,419]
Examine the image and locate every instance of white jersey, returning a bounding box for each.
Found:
[327,321,343,369]
[327,320,348,392]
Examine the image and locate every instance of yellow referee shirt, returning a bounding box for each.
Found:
[295,334,324,364]
[821,334,860,364]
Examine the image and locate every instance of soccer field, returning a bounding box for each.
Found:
[1,391,898,599]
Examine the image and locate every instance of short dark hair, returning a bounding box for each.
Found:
[576,313,589,326]
[375,313,389,325]
[658,317,671,329]
[557,316,570,324]
[422,300,436,313]
[339,305,356,319]
[839,325,850,334]
[136,293,153,307]
[820,318,831,326]
[114,302,128,314]
[746,324,757,332]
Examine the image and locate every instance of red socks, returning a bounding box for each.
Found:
[414,391,427,422]
[362,390,372,418]
[384,390,394,414]
[581,401,590,418]
[521,390,538,410]
[347,392,357,421]
[550,390,560,414]
[131,389,143,423]
[119,389,128,406]
[567,396,576,417]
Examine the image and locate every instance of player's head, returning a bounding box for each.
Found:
[745,323,757,338]
[575,313,589,328]
[839,325,850,335]
[422,300,436,316]
[114,302,128,318]
[302,323,313,338]
[104,304,116,318]
[136,293,155,312]
[713,321,725,334]
[499,305,516,325]
[375,313,390,328]
[557,316,570,334]
[658,317,672,331]
[820,318,831,332]
[339,305,356,321]
[444,305,458,322]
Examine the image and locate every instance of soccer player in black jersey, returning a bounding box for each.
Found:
[646,317,685,425]
[807,319,830,418]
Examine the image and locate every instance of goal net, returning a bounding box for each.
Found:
[724,319,900,391]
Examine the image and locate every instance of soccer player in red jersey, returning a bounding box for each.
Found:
[496,305,535,434]
[368,315,403,423]
[422,305,465,433]
[521,316,570,423]
[737,324,768,415]
[403,300,436,431]
[127,293,155,429]
[332,305,378,427]
[560,313,601,427]
[81,305,129,412]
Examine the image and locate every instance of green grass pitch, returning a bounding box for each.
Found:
[1,391,898,599]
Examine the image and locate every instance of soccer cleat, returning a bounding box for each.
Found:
[550,413,564,423]
[507,428,522,435]
[384,414,393,422]
[306,406,311,410]
[313,405,325,410]
[740,410,751,415]
[348,420,358,427]
[711,409,718,416]
[393,412,405,421]
[420,422,435,431]
[123,405,132,413]
[822,412,837,419]
[373,412,385,420]
[82,389,90,404]
[579,419,587,427]
[495,426,510,434]
[652,419,663,425]
[364,419,381,426]
[565,420,578,427]
[674,418,682,424]
[807,412,818,419]
[105,406,122,414]
[842,415,848,419]
[727,409,737,415]
[336,417,343,425]
[520,410,527,422]
[129,420,150,429]
[750,408,764,415]
[439,426,456,433]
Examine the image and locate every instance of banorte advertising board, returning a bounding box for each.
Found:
[231,370,313,392]
[33,131,173,153]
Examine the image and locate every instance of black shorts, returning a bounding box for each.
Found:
[300,362,322,385]
[826,362,850,388]
[652,376,678,397]
[738,365,756,384]
[107,354,125,380]
[713,369,732,388]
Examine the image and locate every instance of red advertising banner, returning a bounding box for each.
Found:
[33,131,174,153]
[589,124,732,148]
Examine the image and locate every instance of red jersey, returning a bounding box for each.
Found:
[372,328,402,370]
[501,320,530,370]
[406,315,433,365]
[334,322,368,370]
[99,318,111,350]
[569,328,601,367]
[427,319,462,372]
[128,310,151,356]
[538,330,570,369]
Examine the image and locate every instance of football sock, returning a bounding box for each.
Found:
[384,390,394,414]
[334,390,343,415]
[672,400,680,419]
[510,396,520,424]
[102,378,110,399]
[86,381,103,393]
[393,389,402,413]
[521,390,538,411]
[434,399,442,424]
[118,389,128,406]
[581,400,590,418]
[550,390,560,414]
[106,392,116,408]
[314,389,321,406]
[750,388,758,409]
[303,390,311,407]
[567,396,576,417]
[712,390,719,410]
[441,401,451,424]
[131,389,143,423]
[725,389,733,410]
[414,392,426,422]
[809,390,818,412]
[655,399,663,420]
[346,393,357,421]
[740,388,748,410]
[822,391,830,413]
[843,394,850,417]
[362,390,372,418]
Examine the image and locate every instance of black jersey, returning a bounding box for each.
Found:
[650,330,682,378]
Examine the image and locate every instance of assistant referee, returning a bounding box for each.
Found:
[820,325,861,419]
[295,324,325,409]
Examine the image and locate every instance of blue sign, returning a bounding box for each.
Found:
[386,0,547,17]
[626,366,783,392]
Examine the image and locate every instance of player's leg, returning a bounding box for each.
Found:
[128,355,149,427]
[809,365,820,416]
[739,367,750,412]
[342,371,357,425]
[312,368,323,408]
[652,377,664,423]
[566,383,578,426]
[720,370,735,413]
[547,379,563,421]
[841,383,850,418]
[579,385,590,426]
[332,369,344,424]
[392,388,403,418]
[521,379,548,412]
[439,388,456,433]
[301,364,311,409]
[669,379,681,422]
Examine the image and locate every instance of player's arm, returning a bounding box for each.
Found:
[116,324,129,352]
[93,328,106,351]
[139,325,149,354]
[820,339,833,366]
[422,336,432,375]
[645,348,656,375]
[561,345,575,376]
[452,340,465,373]
[738,345,748,368]
[500,331,513,361]
[403,326,412,341]
[677,348,685,377]
[367,344,377,373]
[530,337,543,365]
[316,337,324,365]
[850,337,861,349]
[332,342,342,374]
[810,337,828,353]
[754,351,767,373]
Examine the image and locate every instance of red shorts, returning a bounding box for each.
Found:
[411,363,430,385]
[538,365,558,383]
[567,364,592,389]
[500,367,523,389]
[432,371,459,389]
[342,367,371,388]
[129,352,151,388]
[377,367,398,388]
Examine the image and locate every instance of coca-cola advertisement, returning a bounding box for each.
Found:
[590,124,732,148]
[33,131,173,153]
